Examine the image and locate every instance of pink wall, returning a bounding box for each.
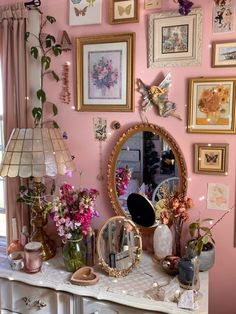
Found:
[3,0,236,313]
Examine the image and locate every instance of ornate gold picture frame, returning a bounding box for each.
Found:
[76,33,135,112]
[194,143,229,175]
[187,77,236,134]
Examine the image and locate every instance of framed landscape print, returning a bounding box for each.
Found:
[109,0,139,24]
[76,33,135,112]
[212,40,236,67]
[187,77,236,134]
[69,0,102,26]
[194,143,229,175]
[148,8,202,67]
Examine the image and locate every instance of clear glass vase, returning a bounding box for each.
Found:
[62,236,85,272]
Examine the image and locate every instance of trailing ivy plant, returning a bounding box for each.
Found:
[25,13,62,128]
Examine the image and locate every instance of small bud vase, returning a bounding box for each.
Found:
[62,236,85,272]
[178,254,200,290]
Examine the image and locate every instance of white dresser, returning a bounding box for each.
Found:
[0,252,208,314]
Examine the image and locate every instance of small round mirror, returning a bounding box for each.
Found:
[97,216,142,277]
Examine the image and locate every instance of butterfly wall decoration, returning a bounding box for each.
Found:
[137,73,182,120]
[118,4,132,16]
[205,153,219,164]
[69,0,102,26]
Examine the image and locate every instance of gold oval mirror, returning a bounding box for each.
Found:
[97,216,142,277]
[107,123,188,233]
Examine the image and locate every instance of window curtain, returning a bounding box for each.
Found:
[0,2,30,245]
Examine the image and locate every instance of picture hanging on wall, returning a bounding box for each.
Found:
[187,77,236,134]
[148,8,202,67]
[212,40,236,67]
[76,33,135,112]
[207,183,229,210]
[109,0,139,24]
[69,0,102,26]
[213,1,234,33]
[194,143,229,175]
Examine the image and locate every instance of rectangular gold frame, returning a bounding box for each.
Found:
[212,40,236,68]
[76,33,135,112]
[109,0,139,24]
[187,77,236,134]
[194,143,229,175]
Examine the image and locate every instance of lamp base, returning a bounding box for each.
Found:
[30,228,56,261]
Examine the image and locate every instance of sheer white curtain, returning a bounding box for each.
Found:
[0,2,30,245]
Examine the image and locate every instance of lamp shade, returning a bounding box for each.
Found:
[0,128,76,178]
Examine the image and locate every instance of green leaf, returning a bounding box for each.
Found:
[196,241,204,255]
[41,56,51,70]
[37,89,46,103]
[189,222,198,237]
[52,44,62,56]
[46,15,56,24]
[51,71,60,82]
[32,107,42,126]
[25,32,30,41]
[52,104,58,116]
[201,218,213,223]
[202,235,209,244]
[200,227,211,233]
[53,120,59,128]
[45,35,56,48]
[30,46,38,59]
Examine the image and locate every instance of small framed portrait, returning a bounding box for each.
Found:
[194,143,229,175]
[187,77,236,134]
[212,40,236,67]
[148,8,202,67]
[109,0,139,24]
[76,32,135,112]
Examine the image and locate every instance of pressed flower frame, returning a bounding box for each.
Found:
[76,33,135,112]
[187,77,236,134]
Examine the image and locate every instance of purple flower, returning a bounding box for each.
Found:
[177,0,193,15]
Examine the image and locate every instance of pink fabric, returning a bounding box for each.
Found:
[0,2,29,244]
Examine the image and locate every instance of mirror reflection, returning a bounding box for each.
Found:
[97,216,142,277]
[116,131,179,213]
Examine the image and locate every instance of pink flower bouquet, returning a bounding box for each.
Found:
[51,183,99,240]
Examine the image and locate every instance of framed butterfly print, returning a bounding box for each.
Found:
[194,143,229,175]
[109,0,139,24]
[76,32,135,112]
[69,0,102,26]
[187,77,236,134]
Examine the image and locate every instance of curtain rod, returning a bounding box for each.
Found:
[25,0,41,9]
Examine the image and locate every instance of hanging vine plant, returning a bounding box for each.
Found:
[25,12,62,128]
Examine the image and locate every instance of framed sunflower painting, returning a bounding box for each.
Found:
[187,77,236,134]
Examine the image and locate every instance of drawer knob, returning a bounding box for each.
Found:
[22,297,47,310]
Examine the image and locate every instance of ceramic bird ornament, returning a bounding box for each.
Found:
[137,73,182,120]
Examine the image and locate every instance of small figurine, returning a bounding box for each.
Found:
[137,73,182,120]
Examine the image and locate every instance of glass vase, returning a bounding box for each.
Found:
[62,236,85,272]
[178,255,200,291]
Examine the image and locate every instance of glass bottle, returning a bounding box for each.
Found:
[178,250,200,290]
[7,218,24,254]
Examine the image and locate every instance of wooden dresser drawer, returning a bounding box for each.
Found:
[0,279,74,314]
[80,297,164,314]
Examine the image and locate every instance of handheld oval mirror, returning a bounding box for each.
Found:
[97,216,142,277]
[127,193,157,227]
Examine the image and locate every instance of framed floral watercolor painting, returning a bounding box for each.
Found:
[194,143,229,175]
[212,40,236,67]
[148,8,202,67]
[187,77,236,134]
[76,33,135,112]
[109,0,139,24]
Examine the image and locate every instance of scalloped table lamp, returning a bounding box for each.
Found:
[0,128,76,260]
